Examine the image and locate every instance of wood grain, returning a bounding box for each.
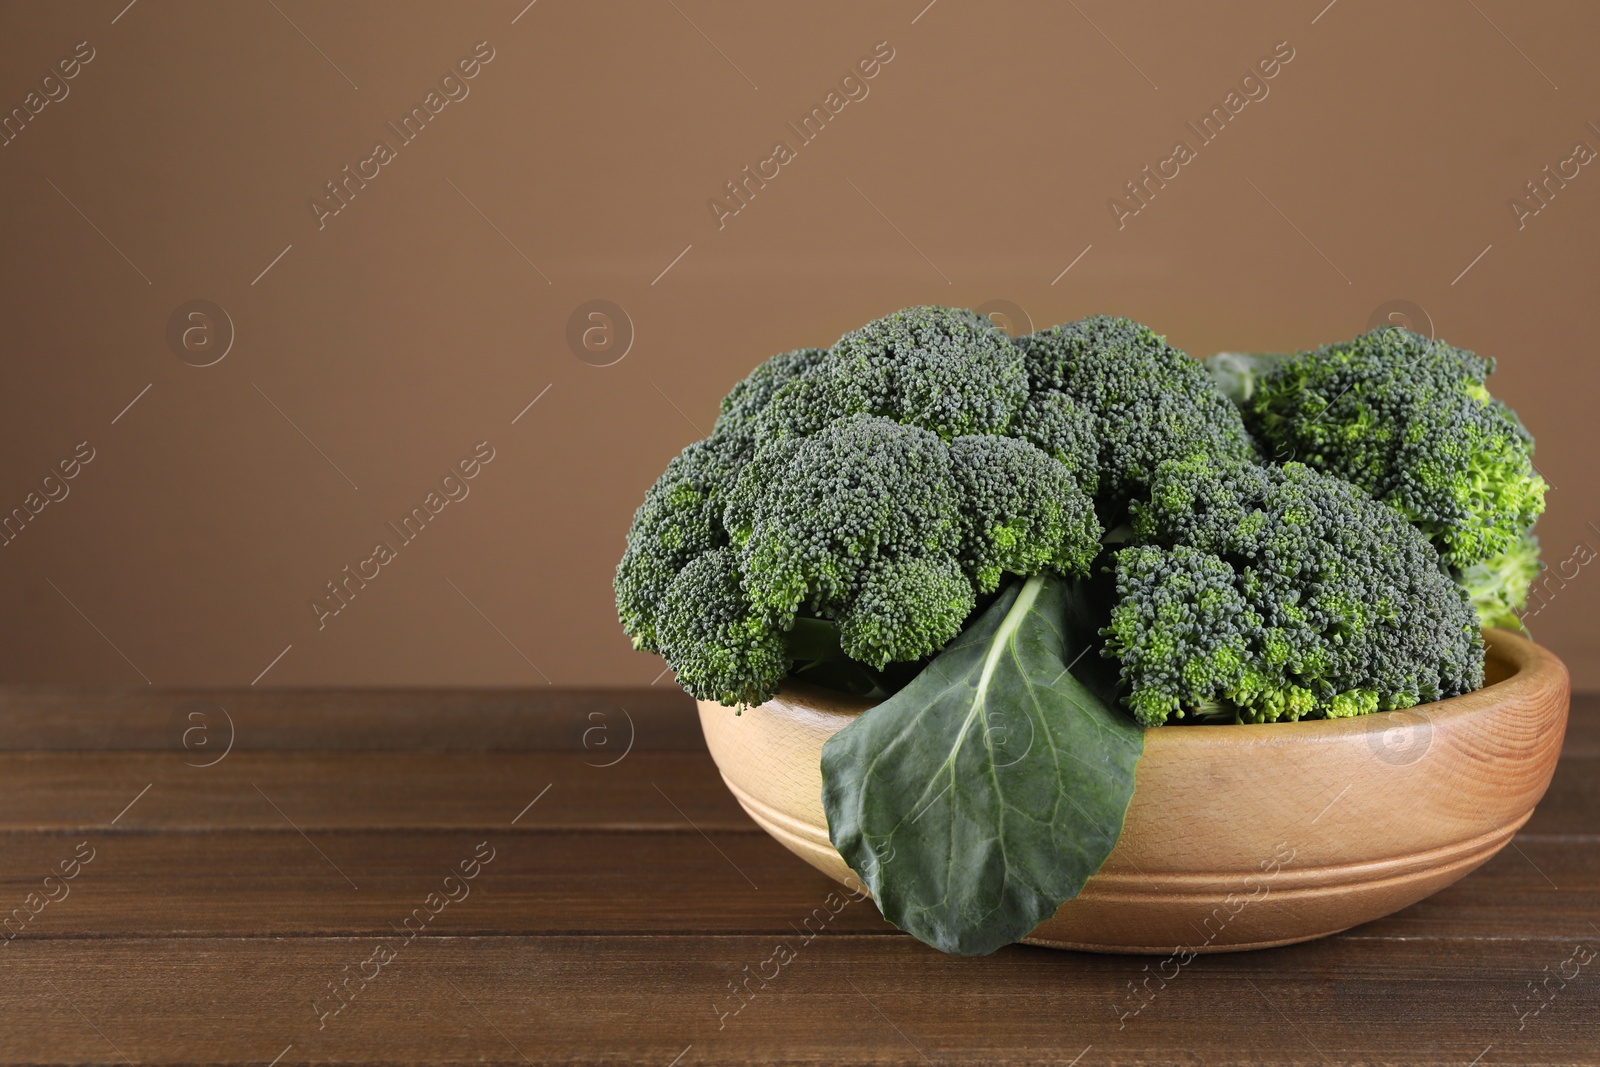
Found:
[0,687,1590,1066]
[0,686,700,751]
[0,828,1590,941]
[2,936,1596,1066]
[0,752,747,831]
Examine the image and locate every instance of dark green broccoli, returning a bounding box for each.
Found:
[1205,328,1548,580]
[731,414,967,637]
[613,435,741,654]
[1105,455,1484,725]
[835,555,976,668]
[949,434,1100,593]
[712,346,829,457]
[725,415,1107,671]
[1015,315,1256,506]
[617,308,1106,706]
[762,306,1028,440]
[615,347,826,656]
[654,547,788,707]
[1010,389,1100,496]
[1104,544,1277,727]
[641,412,1101,704]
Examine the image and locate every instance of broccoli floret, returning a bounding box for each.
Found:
[762,307,1028,440]
[655,547,788,706]
[733,415,967,649]
[1106,455,1483,725]
[617,347,830,655]
[949,435,1102,593]
[1009,389,1100,496]
[1105,545,1281,727]
[1460,532,1542,631]
[713,346,830,456]
[837,556,976,668]
[1016,316,1255,505]
[613,435,742,653]
[1208,328,1548,577]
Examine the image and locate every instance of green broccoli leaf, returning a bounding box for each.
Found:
[820,573,1143,955]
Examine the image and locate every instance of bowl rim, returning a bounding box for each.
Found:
[766,626,1567,745]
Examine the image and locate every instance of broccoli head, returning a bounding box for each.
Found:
[731,414,967,633]
[762,306,1029,440]
[1015,316,1255,506]
[616,307,1107,705]
[1105,455,1483,725]
[1208,328,1548,579]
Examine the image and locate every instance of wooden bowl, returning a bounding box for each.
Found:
[698,628,1569,953]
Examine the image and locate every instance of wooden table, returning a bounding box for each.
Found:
[0,688,1593,1066]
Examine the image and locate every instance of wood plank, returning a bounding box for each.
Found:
[0,690,1588,1065]
[0,686,701,751]
[0,752,751,831]
[0,827,1592,942]
[0,935,1594,1066]
[0,828,896,939]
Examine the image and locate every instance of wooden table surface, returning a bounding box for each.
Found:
[0,687,1593,1067]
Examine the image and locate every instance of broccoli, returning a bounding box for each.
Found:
[615,347,827,656]
[1104,455,1484,725]
[730,414,969,652]
[619,309,1522,717]
[1460,532,1542,631]
[1010,389,1100,496]
[1015,316,1256,506]
[949,434,1100,593]
[616,307,1104,706]
[1205,328,1548,581]
[712,346,829,459]
[613,435,741,654]
[655,547,788,707]
[724,414,1102,683]
[762,306,1029,440]
[1103,544,1277,727]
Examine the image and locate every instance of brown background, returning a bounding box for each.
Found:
[0,0,1594,690]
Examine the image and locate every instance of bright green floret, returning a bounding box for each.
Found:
[1205,328,1548,622]
[1015,315,1256,506]
[1104,455,1484,726]
[1460,532,1542,631]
